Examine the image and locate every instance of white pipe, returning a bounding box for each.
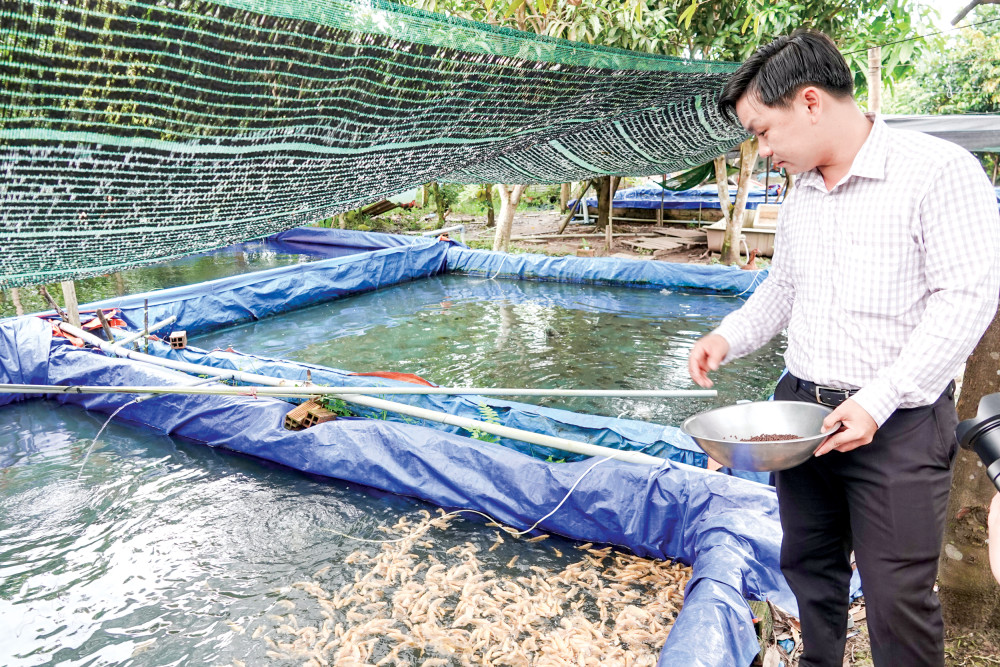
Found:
[55,322,669,466]
[0,383,715,400]
[419,224,465,243]
[112,315,177,349]
[56,323,715,399]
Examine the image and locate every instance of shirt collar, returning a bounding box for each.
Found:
[797,114,888,191]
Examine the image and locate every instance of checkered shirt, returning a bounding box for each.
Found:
[713,116,1000,425]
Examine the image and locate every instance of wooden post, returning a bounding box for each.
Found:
[559,182,570,213]
[606,176,620,252]
[96,308,116,342]
[60,281,81,327]
[557,181,592,234]
[867,46,881,114]
[39,285,68,320]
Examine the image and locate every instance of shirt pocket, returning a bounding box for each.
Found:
[832,239,913,316]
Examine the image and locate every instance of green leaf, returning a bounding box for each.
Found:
[502,0,526,19]
[899,40,914,64]
[741,14,753,34]
[677,1,697,30]
[590,13,602,36]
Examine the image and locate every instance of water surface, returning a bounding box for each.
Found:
[194,274,787,426]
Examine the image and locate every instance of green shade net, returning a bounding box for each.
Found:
[0,0,744,289]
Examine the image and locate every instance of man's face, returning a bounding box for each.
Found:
[734,90,819,175]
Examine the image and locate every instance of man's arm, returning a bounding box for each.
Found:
[710,226,795,362]
[690,217,795,387]
[850,153,1000,427]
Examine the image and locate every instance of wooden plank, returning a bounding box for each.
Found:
[621,238,683,252]
[650,228,706,239]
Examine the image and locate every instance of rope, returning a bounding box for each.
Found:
[319,454,620,544]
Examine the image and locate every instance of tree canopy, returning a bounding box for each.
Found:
[887,5,1000,114]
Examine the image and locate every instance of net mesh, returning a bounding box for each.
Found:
[0,0,744,289]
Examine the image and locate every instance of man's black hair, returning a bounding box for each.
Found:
[718,29,853,120]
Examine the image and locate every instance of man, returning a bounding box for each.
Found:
[688,30,1000,667]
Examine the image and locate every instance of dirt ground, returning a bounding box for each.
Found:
[455,210,723,265]
[446,209,1000,667]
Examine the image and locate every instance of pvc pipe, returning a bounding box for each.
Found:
[55,322,670,466]
[0,383,716,400]
[419,224,465,244]
[112,315,177,349]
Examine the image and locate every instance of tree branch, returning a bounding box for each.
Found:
[953,0,1000,25]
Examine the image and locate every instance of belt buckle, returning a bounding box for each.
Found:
[815,385,851,407]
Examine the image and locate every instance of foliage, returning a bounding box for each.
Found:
[886,6,1000,115]
[464,402,501,442]
[318,397,355,417]
[674,0,934,98]
[408,0,685,55]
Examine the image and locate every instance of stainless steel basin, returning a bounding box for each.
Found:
[680,401,840,472]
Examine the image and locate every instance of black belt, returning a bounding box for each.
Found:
[790,375,957,409]
[790,375,859,408]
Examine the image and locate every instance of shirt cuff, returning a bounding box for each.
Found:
[710,322,750,364]
[850,378,901,427]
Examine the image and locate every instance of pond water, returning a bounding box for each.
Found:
[0,238,355,320]
[0,400,687,666]
[193,274,788,426]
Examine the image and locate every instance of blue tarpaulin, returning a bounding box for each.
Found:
[446,247,768,294]
[0,316,794,667]
[571,183,782,211]
[73,239,451,336]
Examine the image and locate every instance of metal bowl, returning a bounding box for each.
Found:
[680,401,840,472]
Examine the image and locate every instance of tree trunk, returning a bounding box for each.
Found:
[721,138,759,265]
[938,309,1000,631]
[595,176,612,231]
[560,183,570,213]
[113,272,126,297]
[485,184,495,228]
[10,288,23,316]
[430,182,446,228]
[714,155,732,226]
[492,184,527,252]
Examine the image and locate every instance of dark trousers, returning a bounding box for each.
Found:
[773,373,958,667]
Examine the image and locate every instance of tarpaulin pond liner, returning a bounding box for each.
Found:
[445,246,768,293]
[71,232,453,336]
[571,183,782,211]
[47,227,766,337]
[0,316,793,666]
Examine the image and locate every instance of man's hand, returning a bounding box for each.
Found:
[814,398,877,456]
[688,334,730,388]
[989,493,1000,586]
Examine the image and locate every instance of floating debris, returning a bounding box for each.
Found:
[245,510,691,665]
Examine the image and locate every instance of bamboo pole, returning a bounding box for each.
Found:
[556,181,592,234]
[0,382,716,400]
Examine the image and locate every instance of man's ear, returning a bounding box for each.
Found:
[800,86,822,121]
